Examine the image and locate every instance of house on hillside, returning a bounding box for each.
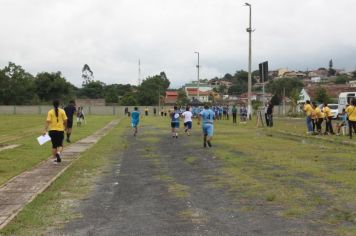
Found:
[298,85,356,104]
[185,88,210,103]
[164,91,178,105]
[238,92,273,104]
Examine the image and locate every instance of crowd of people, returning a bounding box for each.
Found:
[303,99,356,139]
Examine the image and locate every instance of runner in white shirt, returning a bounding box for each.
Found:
[182,106,193,136]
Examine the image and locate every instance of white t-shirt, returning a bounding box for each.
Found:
[182,111,193,123]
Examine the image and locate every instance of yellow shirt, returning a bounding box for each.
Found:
[304,104,313,116]
[315,107,325,119]
[46,108,67,131]
[323,106,332,118]
[311,108,317,119]
[346,105,356,121]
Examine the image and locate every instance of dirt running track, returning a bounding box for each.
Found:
[59,124,329,236]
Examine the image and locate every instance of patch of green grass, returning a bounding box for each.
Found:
[168,183,190,199]
[0,115,115,186]
[184,156,198,165]
[0,120,126,236]
[207,118,356,232]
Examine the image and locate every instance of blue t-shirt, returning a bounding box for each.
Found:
[131,111,140,123]
[171,111,180,123]
[200,109,215,124]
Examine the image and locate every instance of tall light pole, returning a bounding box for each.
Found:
[245,3,252,119]
[194,51,200,101]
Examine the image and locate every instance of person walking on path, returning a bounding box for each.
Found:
[266,102,274,127]
[131,107,140,136]
[303,100,313,134]
[43,99,68,163]
[346,99,356,139]
[182,106,193,136]
[198,105,215,148]
[64,100,76,143]
[232,105,237,124]
[323,103,335,135]
[170,106,180,138]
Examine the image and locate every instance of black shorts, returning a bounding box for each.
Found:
[67,119,73,128]
[49,130,64,149]
[184,121,192,129]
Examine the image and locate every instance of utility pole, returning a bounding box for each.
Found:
[194,52,200,102]
[138,59,141,86]
[245,3,253,119]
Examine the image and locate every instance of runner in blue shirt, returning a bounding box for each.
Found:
[198,105,215,148]
[131,107,140,136]
[170,106,180,138]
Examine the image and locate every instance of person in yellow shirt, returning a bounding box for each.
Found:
[43,100,68,163]
[314,102,325,134]
[323,102,335,135]
[303,100,313,133]
[346,99,356,139]
[311,102,317,133]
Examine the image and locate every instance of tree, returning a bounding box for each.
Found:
[271,94,280,105]
[176,89,189,106]
[334,75,349,84]
[0,62,35,105]
[82,64,94,85]
[35,71,75,102]
[120,93,137,106]
[77,81,105,99]
[328,59,336,77]
[315,87,331,103]
[266,77,303,103]
[137,72,170,105]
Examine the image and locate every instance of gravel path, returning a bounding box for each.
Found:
[61,124,329,236]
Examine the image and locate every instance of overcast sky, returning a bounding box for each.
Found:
[1,0,356,88]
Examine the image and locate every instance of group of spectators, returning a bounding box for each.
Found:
[303,99,356,138]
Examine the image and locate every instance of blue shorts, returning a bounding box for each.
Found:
[184,121,192,129]
[202,123,213,136]
[171,122,179,128]
[131,121,139,128]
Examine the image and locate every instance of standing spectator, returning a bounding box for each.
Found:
[64,100,76,143]
[303,100,313,134]
[323,103,334,135]
[266,102,274,127]
[232,105,237,124]
[161,107,164,117]
[314,103,324,134]
[43,100,67,163]
[153,107,157,116]
[336,109,348,135]
[264,103,269,126]
[226,105,230,120]
[131,107,140,136]
[240,104,247,122]
[77,107,82,127]
[346,99,356,139]
[145,107,149,116]
[311,102,317,133]
[124,107,128,115]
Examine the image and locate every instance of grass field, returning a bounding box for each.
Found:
[1,115,356,235]
[0,115,116,186]
[0,118,127,236]
[211,117,356,235]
